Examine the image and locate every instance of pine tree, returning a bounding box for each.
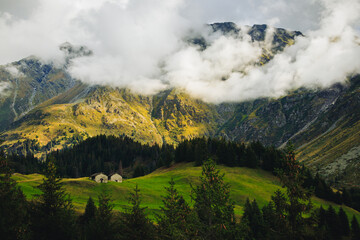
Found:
[79,197,97,240]
[326,205,340,240]
[87,191,115,240]
[157,179,197,240]
[30,161,75,240]
[315,206,328,240]
[0,152,30,240]
[274,144,312,239]
[191,159,239,240]
[351,215,360,240]
[82,197,97,224]
[133,165,145,178]
[261,202,280,240]
[122,184,155,240]
[245,147,258,168]
[194,138,209,166]
[318,206,327,227]
[338,207,350,237]
[118,160,123,176]
[342,188,352,206]
[242,198,265,239]
[263,189,288,238]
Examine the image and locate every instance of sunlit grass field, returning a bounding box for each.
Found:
[13,162,360,220]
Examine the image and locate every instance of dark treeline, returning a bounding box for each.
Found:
[5,152,44,174]
[2,151,360,240]
[242,197,360,240]
[175,137,284,171]
[47,135,285,178]
[303,170,360,212]
[47,134,171,178]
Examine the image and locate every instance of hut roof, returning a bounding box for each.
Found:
[109,173,121,176]
[90,172,106,177]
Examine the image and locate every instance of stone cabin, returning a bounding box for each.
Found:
[90,173,108,183]
[109,173,122,183]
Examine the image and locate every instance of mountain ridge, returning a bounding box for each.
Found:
[0,22,359,188]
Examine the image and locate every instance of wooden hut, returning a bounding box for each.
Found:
[90,173,108,183]
[109,173,122,183]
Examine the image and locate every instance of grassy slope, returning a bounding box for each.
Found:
[14,163,360,221]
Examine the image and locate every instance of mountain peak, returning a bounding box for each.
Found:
[59,42,93,59]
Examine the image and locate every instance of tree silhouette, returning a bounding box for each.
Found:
[87,191,115,240]
[0,151,30,240]
[31,161,75,240]
[351,215,360,240]
[157,179,197,239]
[271,144,312,239]
[122,185,155,240]
[191,159,239,239]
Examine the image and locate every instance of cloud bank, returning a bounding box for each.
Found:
[0,0,359,102]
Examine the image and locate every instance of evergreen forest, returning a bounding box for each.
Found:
[1,137,360,239]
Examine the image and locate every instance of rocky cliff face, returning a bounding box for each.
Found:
[294,77,360,188]
[217,85,345,146]
[0,57,76,131]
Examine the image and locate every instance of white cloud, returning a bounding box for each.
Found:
[5,65,24,78]
[0,81,11,97]
[172,0,360,103]
[0,0,359,103]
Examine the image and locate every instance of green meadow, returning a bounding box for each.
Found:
[13,162,360,221]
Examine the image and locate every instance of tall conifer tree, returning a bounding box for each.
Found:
[31,161,75,240]
[157,179,197,240]
[351,216,360,240]
[0,152,30,240]
[122,185,155,240]
[191,159,239,240]
[269,144,312,239]
[87,191,115,240]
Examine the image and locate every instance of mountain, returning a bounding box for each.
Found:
[0,58,75,131]
[0,42,92,132]
[0,23,359,188]
[295,77,360,188]
[217,77,360,188]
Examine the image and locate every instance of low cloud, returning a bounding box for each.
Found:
[0,0,359,102]
[5,65,24,78]
[0,81,11,97]
[177,0,360,102]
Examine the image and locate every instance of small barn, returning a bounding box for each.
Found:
[109,173,122,183]
[90,173,108,183]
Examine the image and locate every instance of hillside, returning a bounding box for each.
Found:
[295,76,360,188]
[2,77,360,188]
[13,162,360,220]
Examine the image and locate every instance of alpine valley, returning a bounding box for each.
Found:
[0,23,359,189]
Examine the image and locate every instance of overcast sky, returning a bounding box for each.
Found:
[0,0,359,102]
[0,0,324,31]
